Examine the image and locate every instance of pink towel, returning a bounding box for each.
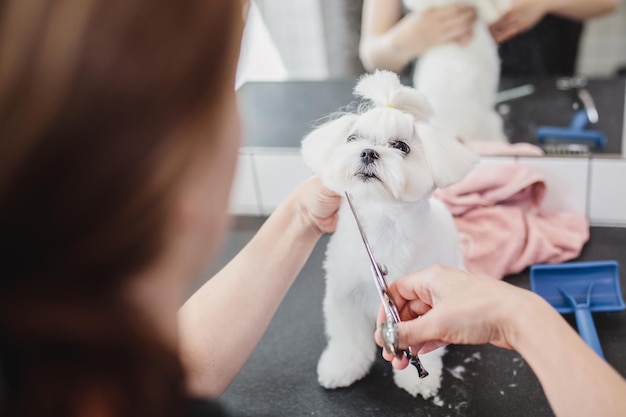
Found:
[434,163,590,279]
[459,138,545,157]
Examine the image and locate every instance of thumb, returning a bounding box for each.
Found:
[418,340,449,354]
[396,313,442,352]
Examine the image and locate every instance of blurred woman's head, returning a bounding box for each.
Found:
[0,0,243,415]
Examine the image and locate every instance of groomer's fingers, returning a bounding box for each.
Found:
[434,4,475,20]
[375,291,431,350]
[491,23,518,43]
[374,306,386,348]
[406,298,432,316]
[418,341,449,354]
[440,24,473,44]
[489,12,511,41]
[456,31,474,46]
[391,355,409,370]
[388,282,433,318]
[394,313,442,352]
[439,10,476,41]
[490,12,525,43]
[376,288,430,325]
[392,267,442,307]
[378,335,411,370]
[378,344,410,369]
[419,4,476,48]
[443,5,476,28]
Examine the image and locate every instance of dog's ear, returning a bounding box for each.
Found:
[416,123,479,188]
[300,114,358,174]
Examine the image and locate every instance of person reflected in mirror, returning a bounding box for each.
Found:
[360,0,620,77]
[359,0,477,75]
[492,0,621,76]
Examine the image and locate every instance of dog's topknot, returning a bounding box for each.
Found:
[354,70,434,122]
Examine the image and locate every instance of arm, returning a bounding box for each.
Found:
[511,292,626,417]
[359,0,477,73]
[490,0,620,43]
[376,266,626,417]
[359,0,406,73]
[179,177,340,397]
[548,0,620,20]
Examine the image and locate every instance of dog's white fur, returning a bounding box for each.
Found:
[404,0,510,143]
[301,70,478,398]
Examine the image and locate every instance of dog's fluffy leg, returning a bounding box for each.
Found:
[393,347,446,399]
[317,291,376,389]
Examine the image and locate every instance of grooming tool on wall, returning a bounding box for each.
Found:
[536,109,607,150]
[496,84,535,119]
[556,76,599,123]
[537,77,606,151]
[530,261,626,359]
[344,191,429,378]
[495,84,535,104]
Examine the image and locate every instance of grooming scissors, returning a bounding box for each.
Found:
[344,192,429,378]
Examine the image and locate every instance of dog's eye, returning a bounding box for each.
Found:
[346,134,359,143]
[389,140,410,154]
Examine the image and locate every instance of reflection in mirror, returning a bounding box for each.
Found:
[356,0,625,156]
[243,0,625,157]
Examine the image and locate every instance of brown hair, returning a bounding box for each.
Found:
[0,0,243,415]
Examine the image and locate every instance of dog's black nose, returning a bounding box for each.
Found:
[360,148,379,165]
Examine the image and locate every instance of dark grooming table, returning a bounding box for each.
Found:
[214,222,626,417]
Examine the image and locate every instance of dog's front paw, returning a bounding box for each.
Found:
[393,348,445,399]
[317,342,374,389]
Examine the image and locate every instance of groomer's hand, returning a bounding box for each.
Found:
[293,177,341,235]
[375,265,534,369]
[399,5,477,57]
[489,0,548,43]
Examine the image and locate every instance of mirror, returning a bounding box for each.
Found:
[239,0,626,158]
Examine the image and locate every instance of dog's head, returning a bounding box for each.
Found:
[301,70,478,204]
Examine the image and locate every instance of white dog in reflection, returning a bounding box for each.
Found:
[301,70,478,399]
[405,0,511,143]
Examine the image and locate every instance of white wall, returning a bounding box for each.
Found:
[229,151,626,227]
[577,3,626,76]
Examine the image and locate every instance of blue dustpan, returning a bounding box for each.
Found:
[530,261,626,359]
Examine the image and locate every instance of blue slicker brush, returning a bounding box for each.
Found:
[537,77,606,151]
[536,109,607,150]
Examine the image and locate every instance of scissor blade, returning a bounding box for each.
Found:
[344,192,374,259]
[345,193,384,275]
[345,192,394,314]
[344,192,429,378]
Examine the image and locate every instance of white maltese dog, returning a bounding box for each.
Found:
[301,70,478,399]
[405,0,510,143]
